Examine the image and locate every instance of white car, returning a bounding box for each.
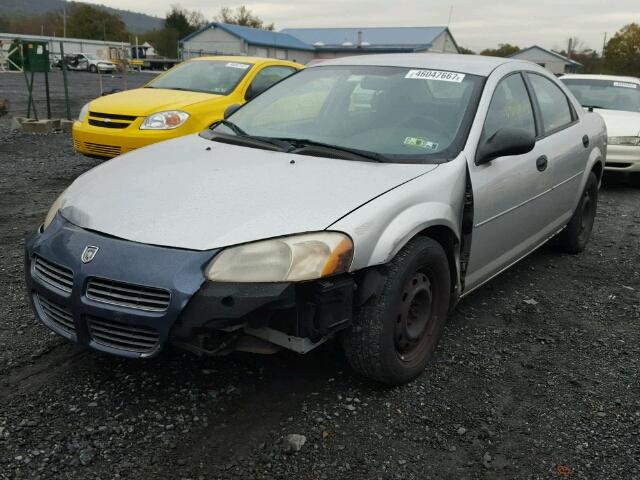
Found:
[561,74,640,186]
[26,54,606,385]
[63,53,116,74]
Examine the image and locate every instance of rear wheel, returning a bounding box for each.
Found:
[89,64,98,73]
[556,172,598,254]
[629,173,640,188]
[343,237,450,385]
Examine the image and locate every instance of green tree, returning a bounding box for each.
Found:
[458,46,475,55]
[165,5,200,39]
[140,27,180,58]
[604,23,640,76]
[66,4,128,41]
[480,43,520,57]
[215,6,274,30]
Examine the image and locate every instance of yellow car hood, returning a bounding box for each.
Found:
[88,88,224,116]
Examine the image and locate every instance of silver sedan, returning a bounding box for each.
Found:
[26,53,606,385]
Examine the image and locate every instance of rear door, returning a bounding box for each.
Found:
[525,72,589,222]
[465,72,556,290]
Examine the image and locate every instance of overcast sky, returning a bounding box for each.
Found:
[83,0,639,52]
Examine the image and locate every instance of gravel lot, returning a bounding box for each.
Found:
[1,72,640,480]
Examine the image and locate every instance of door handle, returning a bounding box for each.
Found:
[536,155,548,172]
[582,135,590,148]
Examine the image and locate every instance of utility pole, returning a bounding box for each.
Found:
[103,20,106,41]
[447,5,454,26]
[602,32,607,58]
[63,5,66,38]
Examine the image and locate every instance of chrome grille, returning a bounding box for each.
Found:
[86,278,170,312]
[33,255,73,293]
[35,294,75,334]
[88,317,159,353]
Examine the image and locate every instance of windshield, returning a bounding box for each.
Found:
[146,60,253,95]
[561,78,640,113]
[208,65,483,162]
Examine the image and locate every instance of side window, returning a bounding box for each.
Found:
[246,66,296,100]
[483,73,536,141]
[527,74,573,133]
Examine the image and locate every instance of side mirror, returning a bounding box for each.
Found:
[223,103,241,119]
[476,128,535,165]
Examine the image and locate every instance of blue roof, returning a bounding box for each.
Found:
[182,23,315,51]
[281,26,449,48]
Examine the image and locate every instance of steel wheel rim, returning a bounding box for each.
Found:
[394,272,433,362]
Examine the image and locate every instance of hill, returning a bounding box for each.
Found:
[0,0,163,33]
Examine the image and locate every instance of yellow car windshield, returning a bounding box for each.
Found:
[146,60,253,95]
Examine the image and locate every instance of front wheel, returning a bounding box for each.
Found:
[89,64,98,73]
[629,173,640,188]
[342,237,451,385]
[556,172,598,254]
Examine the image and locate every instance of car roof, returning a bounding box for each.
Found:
[188,55,302,68]
[309,53,533,77]
[560,74,640,84]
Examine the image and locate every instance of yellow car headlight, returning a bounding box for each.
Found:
[140,110,189,130]
[205,232,354,283]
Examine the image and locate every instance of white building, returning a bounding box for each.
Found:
[181,24,460,63]
[0,32,131,60]
[508,45,582,75]
[181,23,316,64]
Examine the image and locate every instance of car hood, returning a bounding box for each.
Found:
[88,88,224,116]
[593,108,640,137]
[59,135,437,251]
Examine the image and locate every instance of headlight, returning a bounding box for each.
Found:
[608,136,640,146]
[140,110,189,130]
[205,232,354,282]
[78,103,89,122]
[43,191,66,231]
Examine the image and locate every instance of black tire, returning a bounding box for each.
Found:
[343,237,451,385]
[629,173,640,188]
[89,64,98,73]
[556,172,598,254]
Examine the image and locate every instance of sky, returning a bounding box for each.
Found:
[82,0,640,52]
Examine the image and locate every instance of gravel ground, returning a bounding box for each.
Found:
[1,72,640,480]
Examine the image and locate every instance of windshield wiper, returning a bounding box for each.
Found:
[583,104,605,110]
[206,122,292,152]
[217,119,248,136]
[273,137,388,163]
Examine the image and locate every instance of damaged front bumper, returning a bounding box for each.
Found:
[24,215,354,358]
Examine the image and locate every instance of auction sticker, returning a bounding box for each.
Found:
[405,69,465,82]
[226,62,250,69]
[404,136,439,150]
[613,81,637,89]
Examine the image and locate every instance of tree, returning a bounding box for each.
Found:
[604,23,640,76]
[165,5,199,39]
[66,4,128,41]
[215,6,274,30]
[458,46,475,55]
[480,43,520,57]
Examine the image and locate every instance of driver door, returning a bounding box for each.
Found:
[465,72,555,291]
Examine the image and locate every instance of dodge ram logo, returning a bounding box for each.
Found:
[81,246,99,263]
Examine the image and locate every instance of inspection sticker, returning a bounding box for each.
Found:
[405,69,465,83]
[226,62,250,69]
[613,81,637,89]
[404,137,439,150]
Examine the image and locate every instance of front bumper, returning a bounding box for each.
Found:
[605,144,640,172]
[72,120,196,158]
[25,216,354,358]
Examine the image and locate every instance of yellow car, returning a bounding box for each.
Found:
[72,56,303,158]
